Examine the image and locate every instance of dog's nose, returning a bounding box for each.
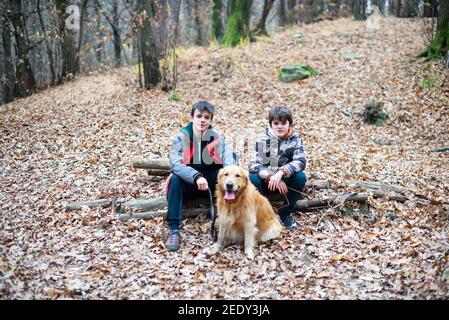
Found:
[226,182,234,191]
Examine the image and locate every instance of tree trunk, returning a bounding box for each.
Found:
[253,0,275,35]
[328,0,341,16]
[94,0,103,66]
[278,0,288,25]
[135,35,143,88]
[298,0,320,24]
[55,0,77,81]
[420,0,449,59]
[8,0,36,98]
[222,0,250,46]
[352,0,367,20]
[95,0,122,67]
[339,0,354,17]
[112,0,121,67]
[379,0,387,15]
[423,0,438,17]
[394,0,402,16]
[37,0,57,85]
[192,0,211,46]
[212,0,224,40]
[137,0,161,88]
[398,0,416,17]
[1,13,14,103]
[74,0,89,74]
[287,0,297,22]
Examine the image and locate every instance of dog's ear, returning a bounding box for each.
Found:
[240,168,249,188]
[218,168,225,182]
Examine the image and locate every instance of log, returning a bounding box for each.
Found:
[65,182,408,213]
[120,197,168,212]
[119,208,208,222]
[372,190,409,203]
[133,158,170,170]
[349,180,427,201]
[133,157,329,189]
[118,192,377,221]
[429,146,449,152]
[296,191,409,211]
[146,169,170,177]
[118,187,332,214]
[349,180,406,194]
[118,197,209,213]
[134,159,330,190]
[65,199,112,211]
[295,192,371,210]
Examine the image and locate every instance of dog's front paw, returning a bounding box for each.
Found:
[245,249,255,260]
[204,244,220,256]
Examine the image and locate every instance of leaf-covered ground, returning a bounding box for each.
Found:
[1,18,448,299]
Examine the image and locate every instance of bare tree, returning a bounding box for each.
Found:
[37,0,57,85]
[112,0,121,67]
[93,0,104,66]
[253,0,276,35]
[161,0,182,91]
[352,0,367,20]
[95,0,122,67]
[1,12,14,103]
[212,0,224,40]
[420,0,449,60]
[423,0,438,17]
[55,0,77,81]
[137,0,161,87]
[222,0,251,46]
[74,0,90,73]
[7,0,37,97]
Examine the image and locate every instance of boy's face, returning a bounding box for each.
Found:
[270,119,290,139]
[192,109,212,133]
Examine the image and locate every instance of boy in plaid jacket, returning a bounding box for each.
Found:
[249,106,307,230]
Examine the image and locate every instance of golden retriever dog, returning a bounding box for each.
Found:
[208,165,282,259]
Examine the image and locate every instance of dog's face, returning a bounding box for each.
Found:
[218,166,248,201]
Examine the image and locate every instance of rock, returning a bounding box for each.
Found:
[342,51,362,60]
[279,64,317,83]
[292,33,305,42]
[373,138,392,146]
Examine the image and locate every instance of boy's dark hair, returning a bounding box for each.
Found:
[268,106,293,127]
[191,101,215,119]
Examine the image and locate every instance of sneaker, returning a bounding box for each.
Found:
[165,230,181,251]
[280,213,294,231]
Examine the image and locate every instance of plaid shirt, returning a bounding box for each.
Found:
[249,127,306,178]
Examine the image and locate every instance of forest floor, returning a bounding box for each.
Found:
[1,17,448,299]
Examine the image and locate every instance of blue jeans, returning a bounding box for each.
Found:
[166,169,220,231]
[249,171,307,216]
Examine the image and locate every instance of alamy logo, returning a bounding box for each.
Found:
[366,5,381,31]
[65,4,80,30]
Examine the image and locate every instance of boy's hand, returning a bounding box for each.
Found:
[196,177,209,191]
[268,171,286,193]
[277,181,288,195]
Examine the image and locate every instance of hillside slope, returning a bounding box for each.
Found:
[1,18,448,299]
